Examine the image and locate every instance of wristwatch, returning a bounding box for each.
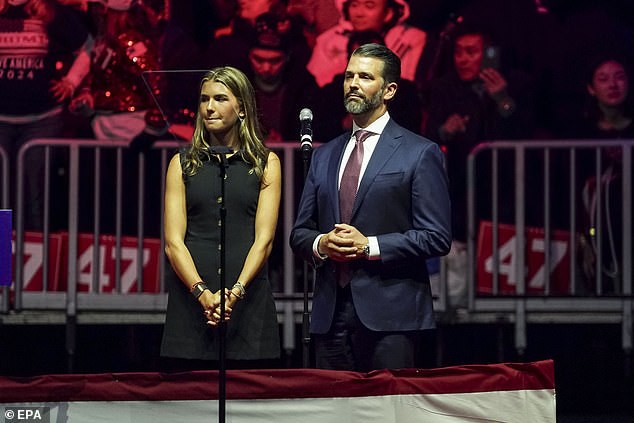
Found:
[191,282,208,299]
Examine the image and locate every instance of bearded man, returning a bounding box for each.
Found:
[290,43,451,371]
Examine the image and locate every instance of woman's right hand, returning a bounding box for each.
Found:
[200,289,232,326]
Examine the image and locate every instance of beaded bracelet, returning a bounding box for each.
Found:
[232,282,246,299]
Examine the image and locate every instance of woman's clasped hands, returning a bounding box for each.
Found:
[201,288,242,326]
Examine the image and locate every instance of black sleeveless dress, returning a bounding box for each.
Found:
[160,151,280,360]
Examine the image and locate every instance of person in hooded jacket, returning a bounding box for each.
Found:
[306,0,426,87]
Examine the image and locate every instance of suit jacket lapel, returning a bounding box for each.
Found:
[351,121,402,221]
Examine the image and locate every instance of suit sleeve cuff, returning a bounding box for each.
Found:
[367,236,380,260]
[313,234,328,261]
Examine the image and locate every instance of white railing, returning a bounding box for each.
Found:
[8,139,319,353]
[3,138,449,359]
[467,139,633,354]
[11,138,632,361]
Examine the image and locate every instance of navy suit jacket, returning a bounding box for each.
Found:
[290,118,452,334]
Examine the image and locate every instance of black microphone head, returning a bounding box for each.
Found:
[299,108,313,122]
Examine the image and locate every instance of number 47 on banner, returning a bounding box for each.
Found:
[477,222,571,294]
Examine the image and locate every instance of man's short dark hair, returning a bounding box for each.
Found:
[351,43,401,84]
[452,22,492,48]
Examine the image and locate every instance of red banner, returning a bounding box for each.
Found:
[11,231,64,291]
[58,233,162,293]
[10,232,162,293]
[0,361,556,422]
[477,221,571,295]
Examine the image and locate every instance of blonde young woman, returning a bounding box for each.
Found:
[160,67,281,369]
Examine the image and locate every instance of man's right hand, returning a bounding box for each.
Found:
[318,225,362,262]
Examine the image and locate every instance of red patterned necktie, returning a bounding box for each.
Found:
[339,129,374,223]
[337,129,374,288]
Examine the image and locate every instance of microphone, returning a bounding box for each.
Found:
[299,108,313,154]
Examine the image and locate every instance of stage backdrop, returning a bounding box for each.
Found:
[0,361,556,422]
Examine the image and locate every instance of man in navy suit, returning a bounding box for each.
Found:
[290,43,452,371]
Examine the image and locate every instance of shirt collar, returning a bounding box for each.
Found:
[352,111,390,137]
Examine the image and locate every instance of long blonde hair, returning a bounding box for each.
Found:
[183,67,269,180]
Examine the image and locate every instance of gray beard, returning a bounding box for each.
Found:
[344,88,383,115]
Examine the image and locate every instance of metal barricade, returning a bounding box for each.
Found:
[467,139,633,354]
[8,138,450,366]
[10,139,321,356]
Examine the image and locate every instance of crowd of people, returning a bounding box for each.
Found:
[3,0,633,225]
[2,0,634,369]
[4,0,630,141]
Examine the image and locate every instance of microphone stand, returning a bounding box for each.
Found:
[211,146,232,423]
[300,144,312,368]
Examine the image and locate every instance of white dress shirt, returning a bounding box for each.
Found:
[313,112,391,261]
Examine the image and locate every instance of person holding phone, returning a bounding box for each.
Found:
[433,30,516,146]
[424,24,535,296]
